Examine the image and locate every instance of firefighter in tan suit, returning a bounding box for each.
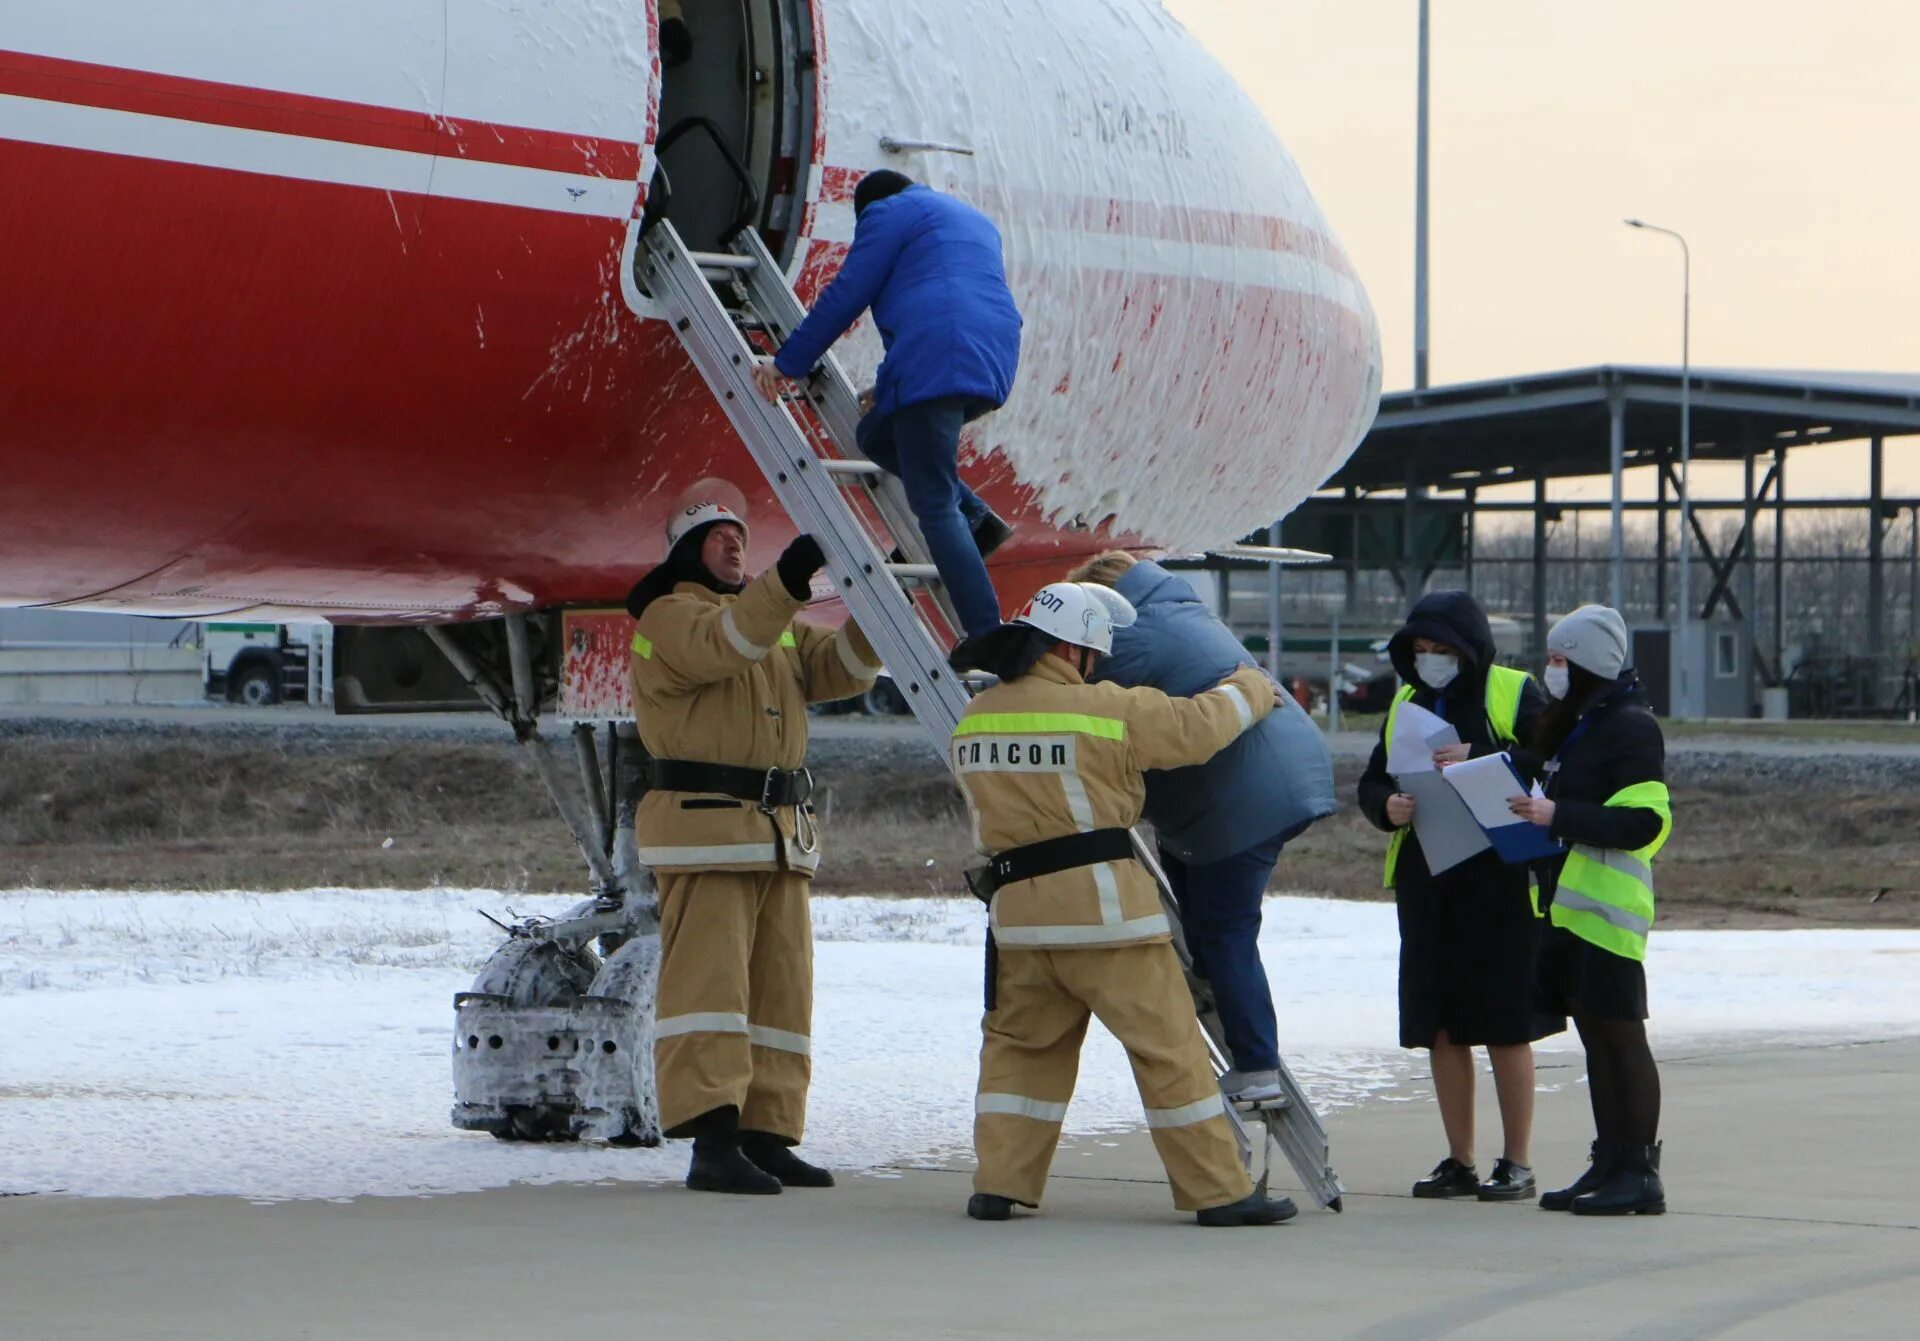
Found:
[953,581,1297,1226]
[625,501,882,1194]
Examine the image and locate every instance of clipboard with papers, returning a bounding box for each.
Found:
[1386,700,1565,871]
[1435,752,1568,865]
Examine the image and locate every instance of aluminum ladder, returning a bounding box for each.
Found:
[636,221,1342,1210]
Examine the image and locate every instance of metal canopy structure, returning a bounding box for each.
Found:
[1284,365,1920,717]
[1333,365,1920,492]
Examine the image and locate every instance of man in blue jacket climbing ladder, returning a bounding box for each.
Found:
[754,170,1024,662]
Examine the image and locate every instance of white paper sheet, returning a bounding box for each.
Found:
[1387,700,1455,776]
[1441,752,1532,830]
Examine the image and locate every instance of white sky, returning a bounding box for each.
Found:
[1165,0,1920,501]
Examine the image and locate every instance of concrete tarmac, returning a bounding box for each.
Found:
[3,1037,1915,1340]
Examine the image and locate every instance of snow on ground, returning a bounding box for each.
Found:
[2,889,1917,1201]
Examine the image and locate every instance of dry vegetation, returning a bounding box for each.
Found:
[3,735,1917,929]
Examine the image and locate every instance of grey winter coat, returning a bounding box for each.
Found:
[1091,560,1337,864]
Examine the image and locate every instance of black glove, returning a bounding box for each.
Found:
[775,534,826,599]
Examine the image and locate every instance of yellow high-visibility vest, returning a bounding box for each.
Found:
[1549,780,1673,962]
[1382,664,1530,887]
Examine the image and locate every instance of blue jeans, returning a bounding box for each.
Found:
[1159,824,1306,1073]
[857,396,1002,637]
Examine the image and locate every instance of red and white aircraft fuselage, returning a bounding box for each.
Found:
[0,0,1380,624]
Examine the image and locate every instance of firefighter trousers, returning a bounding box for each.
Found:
[654,867,813,1143]
[973,942,1253,1212]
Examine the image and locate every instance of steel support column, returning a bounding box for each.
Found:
[1656,452,1670,622]
[1773,444,1787,676]
[1869,436,1886,659]
[1532,473,1549,658]
[1742,445,1758,710]
[1608,383,1626,610]
[1463,484,1477,591]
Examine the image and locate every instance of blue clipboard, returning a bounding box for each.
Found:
[1482,755,1566,864]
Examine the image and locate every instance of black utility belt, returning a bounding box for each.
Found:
[988,827,1135,890]
[646,759,815,810]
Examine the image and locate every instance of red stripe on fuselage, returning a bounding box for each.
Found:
[815,166,1357,278]
[0,48,642,179]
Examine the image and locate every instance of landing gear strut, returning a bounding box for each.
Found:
[428,614,662,1147]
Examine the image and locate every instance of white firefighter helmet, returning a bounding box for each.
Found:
[666,501,748,551]
[1013,582,1137,655]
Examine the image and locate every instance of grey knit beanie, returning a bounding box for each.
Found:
[1547,604,1630,680]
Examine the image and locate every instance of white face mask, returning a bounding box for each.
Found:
[1544,664,1571,700]
[1414,652,1459,691]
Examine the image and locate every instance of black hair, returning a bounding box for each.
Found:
[854,170,914,218]
[624,523,745,620]
[1527,661,1609,759]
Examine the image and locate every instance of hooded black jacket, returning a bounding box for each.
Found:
[1357,590,1549,838]
[1514,672,1668,904]
[1355,591,1560,1049]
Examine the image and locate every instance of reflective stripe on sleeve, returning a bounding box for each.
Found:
[976,1092,1070,1123]
[631,631,653,659]
[655,1011,750,1040]
[720,607,772,660]
[1214,682,1254,732]
[955,712,1126,740]
[835,627,879,679]
[1144,1094,1227,1129]
[747,1024,812,1056]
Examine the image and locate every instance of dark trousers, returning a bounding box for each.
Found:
[1159,825,1304,1073]
[856,395,1002,637]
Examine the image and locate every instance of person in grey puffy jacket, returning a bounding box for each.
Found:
[1067,551,1337,1104]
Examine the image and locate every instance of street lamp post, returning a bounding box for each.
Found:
[1626,217,1692,715]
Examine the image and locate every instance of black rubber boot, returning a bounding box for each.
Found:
[1571,1142,1665,1216]
[967,1193,1017,1221]
[1196,1191,1298,1227]
[682,1109,781,1195]
[1411,1157,1480,1199]
[972,512,1015,559]
[739,1131,835,1188]
[1541,1140,1614,1211]
[1477,1158,1537,1202]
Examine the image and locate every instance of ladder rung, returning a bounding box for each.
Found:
[821,459,885,477]
[883,562,942,582]
[691,252,758,271]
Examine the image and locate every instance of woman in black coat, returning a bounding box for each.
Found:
[1509,604,1672,1216]
[1358,591,1562,1203]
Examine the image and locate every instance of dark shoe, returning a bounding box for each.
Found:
[971,512,1015,559]
[739,1131,835,1188]
[967,1192,1017,1221]
[1571,1142,1665,1216]
[1477,1157,1537,1202]
[686,1135,783,1195]
[1196,1191,1298,1227]
[1411,1157,1480,1199]
[948,634,987,674]
[1541,1140,1614,1211]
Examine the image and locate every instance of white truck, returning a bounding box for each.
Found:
[202,622,331,706]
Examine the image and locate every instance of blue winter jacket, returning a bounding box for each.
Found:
[1092,561,1338,865]
[775,185,1023,416]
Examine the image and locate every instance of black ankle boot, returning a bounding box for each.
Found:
[1571,1141,1664,1216]
[686,1132,782,1195]
[739,1131,835,1188]
[1541,1140,1614,1211]
[967,1192,1017,1221]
